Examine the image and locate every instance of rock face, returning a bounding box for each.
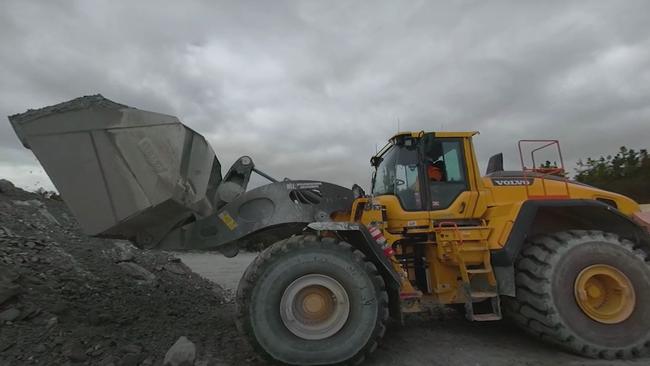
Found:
[0,179,258,366]
[164,336,197,366]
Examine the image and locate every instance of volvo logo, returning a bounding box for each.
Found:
[491,178,534,186]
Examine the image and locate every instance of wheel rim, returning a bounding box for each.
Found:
[574,264,636,324]
[280,274,350,340]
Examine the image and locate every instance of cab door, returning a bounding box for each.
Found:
[419,133,480,222]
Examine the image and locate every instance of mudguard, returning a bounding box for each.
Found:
[492,199,650,296]
[306,221,402,320]
[306,222,401,290]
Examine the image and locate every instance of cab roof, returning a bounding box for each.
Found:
[389,131,479,141]
[373,131,480,160]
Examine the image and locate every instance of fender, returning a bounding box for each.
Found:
[491,199,650,296]
[306,221,401,289]
[306,221,402,320]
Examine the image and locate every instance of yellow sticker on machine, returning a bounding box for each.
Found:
[218,212,238,230]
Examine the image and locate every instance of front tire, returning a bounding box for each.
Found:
[236,235,389,365]
[506,230,650,359]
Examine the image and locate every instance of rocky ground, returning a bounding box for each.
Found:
[0,179,258,366]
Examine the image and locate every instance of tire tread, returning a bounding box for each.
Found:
[506,230,650,359]
[236,234,389,365]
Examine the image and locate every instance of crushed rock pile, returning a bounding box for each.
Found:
[0,179,259,366]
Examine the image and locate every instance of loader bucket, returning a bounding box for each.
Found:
[8,95,221,245]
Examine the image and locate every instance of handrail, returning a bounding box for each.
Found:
[518,140,570,200]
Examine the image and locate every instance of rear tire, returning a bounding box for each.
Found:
[506,230,650,359]
[236,235,389,365]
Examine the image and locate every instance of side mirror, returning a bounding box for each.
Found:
[370,156,383,167]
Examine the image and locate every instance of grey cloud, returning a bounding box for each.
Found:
[1,0,649,192]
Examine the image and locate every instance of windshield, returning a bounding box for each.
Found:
[372,147,397,196]
[372,145,422,210]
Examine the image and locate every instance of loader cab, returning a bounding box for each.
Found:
[371,131,484,222]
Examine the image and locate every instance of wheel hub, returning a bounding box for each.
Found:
[574,264,636,324]
[280,274,350,340]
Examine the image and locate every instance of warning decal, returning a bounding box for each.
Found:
[218,211,238,230]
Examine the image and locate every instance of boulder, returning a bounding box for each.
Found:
[118,262,157,284]
[163,336,196,366]
[0,179,16,193]
[163,262,190,275]
[112,241,136,262]
[0,308,21,322]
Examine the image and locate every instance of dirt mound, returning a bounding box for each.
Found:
[0,179,258,366]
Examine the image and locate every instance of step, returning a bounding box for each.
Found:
[469,291,498,299]
[467,268,491,274]
[471,313,502,321]
[400,291,423,300]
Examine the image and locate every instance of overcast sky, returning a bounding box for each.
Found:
[1,0,649,192]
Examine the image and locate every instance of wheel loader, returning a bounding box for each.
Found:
[8,95,650,365]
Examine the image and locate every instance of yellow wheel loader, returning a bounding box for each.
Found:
[9,96,650,365]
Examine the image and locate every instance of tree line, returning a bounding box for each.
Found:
[575,146,650,203]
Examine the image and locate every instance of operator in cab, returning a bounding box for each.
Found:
[427,160,446,182]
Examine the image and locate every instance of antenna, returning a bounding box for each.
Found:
[397,118,400,133]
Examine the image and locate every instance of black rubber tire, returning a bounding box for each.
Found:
[236,235,389,365]
[505,230,650,359]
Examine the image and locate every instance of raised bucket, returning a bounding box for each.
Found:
[9,95,221,245]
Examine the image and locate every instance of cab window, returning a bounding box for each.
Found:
[421,137,468,209]
[441,141,465,182]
